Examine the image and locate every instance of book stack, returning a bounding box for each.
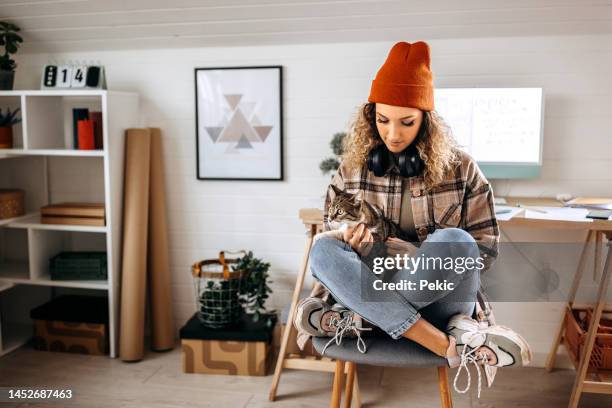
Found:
[73,108,103,150]
[41,203,106,226]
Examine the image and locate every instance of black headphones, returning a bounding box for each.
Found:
[367,107,427,178]
[367,143,424,178]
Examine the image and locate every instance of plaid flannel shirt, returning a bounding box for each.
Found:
[323,149,500,270]
[296,150,499,350]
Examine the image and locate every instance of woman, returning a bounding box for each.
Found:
[294,41,531,395]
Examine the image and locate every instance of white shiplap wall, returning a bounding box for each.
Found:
[12,34,612,365]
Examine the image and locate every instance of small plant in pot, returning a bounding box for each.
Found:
[0,22,23,90]
[319,132,347,176]
[235,251,276,326]
[0,107,21,148]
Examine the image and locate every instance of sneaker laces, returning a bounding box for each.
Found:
[453,345,490,398]
[322,315,371,355]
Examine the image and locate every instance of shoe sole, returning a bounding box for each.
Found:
[448,315,532,366]
[293,297,330,337]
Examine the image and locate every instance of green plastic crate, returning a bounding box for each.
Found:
[50,252,108,281]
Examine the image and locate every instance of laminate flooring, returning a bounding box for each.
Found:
[0,346,609,407]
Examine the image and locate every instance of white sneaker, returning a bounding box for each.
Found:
[446,314,532,397]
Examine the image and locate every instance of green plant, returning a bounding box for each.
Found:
[0,107,20,127]
[235,251,274,323]
[319,132,347,175]
[0,22,23,72]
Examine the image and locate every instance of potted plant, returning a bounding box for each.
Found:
[235,251,275,325]
[0,107,21,148]
[0,21,23,90]
[319,132,347,176]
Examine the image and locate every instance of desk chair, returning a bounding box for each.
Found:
[312,335,453,408]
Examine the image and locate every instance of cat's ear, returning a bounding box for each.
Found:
[330,184,343,196]
[354,190,364,202]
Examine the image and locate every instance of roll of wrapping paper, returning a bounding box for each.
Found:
[147,128,174,351]
[120,128,151,361]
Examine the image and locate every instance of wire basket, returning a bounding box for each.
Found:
[191,251,246,328]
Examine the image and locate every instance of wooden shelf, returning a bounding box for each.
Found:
[0,90,134,97]
[0,322,32,357]
[0,89,139,358]
[0,256,108,290]
[0,281,14,293]
[7,276,108,290]
[0,260,29,281]
[0,213,32,227]
[0,148,105,157]
[6,213,107,233]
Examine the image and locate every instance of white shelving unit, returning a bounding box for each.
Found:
[0,90,139,358]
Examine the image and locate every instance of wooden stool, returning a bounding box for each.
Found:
[312,335,453,408]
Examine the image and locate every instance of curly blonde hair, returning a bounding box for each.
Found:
[342,102,460,190]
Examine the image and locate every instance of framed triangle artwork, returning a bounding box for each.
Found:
[195,66,283,180]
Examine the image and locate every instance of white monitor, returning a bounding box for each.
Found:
[433,88,544,179]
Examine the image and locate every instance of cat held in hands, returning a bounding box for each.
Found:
[315,185,403,243]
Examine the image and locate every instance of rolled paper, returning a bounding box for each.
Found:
[148,128,175,352]
[119,128,151,362]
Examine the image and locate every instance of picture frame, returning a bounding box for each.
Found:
[195,66,283,180]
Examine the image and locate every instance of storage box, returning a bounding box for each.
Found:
[180,313,276,376]
[564,307,612,372]
[0,189,24,219]
[50,252,107,281]
[30,295,109,355]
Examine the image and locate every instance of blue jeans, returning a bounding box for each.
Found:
[309,228,480,339]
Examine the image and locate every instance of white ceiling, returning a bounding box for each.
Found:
[1,0,612,53]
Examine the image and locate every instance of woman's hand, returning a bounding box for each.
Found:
[343,223,374,256]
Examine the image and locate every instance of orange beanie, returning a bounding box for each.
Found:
[368,41,434,111]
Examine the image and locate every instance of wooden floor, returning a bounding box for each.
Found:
[0,346,609,407]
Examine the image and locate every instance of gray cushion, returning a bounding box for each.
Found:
[312,335,446,368]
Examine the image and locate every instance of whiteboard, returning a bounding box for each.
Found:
[434,88,543,164]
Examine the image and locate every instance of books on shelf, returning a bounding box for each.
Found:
[564,197,612,211]
[89,111,103,149]
[41,202,105,226]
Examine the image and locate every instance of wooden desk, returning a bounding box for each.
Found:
[269,198,612,408]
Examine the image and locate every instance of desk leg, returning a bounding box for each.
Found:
[594,231,603,282]
[546,230,594,372]
[269,225,316,401]
[568,239,612,408]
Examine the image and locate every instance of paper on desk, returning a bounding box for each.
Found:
[495,206,524,221]
[523,207,591,221]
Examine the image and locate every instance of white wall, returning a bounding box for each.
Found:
[13,34,612,366]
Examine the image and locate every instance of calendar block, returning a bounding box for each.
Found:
[41,64,106,90]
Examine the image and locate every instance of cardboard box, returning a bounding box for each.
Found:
[180,313,276,376]
[33,320,107,355]
[30,295,108,355]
